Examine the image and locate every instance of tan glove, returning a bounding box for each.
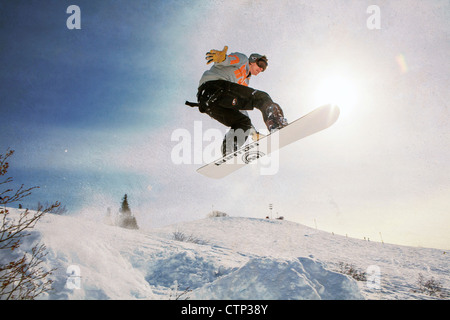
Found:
[250,128,265,141]
[205,46,228,65]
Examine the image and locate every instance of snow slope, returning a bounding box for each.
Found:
[4,209,448,300]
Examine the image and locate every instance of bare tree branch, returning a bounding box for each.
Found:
[0,149,58,299]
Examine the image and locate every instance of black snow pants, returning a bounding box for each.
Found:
[196,80,274,156]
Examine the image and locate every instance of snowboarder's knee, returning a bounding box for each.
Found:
[252,91,273,109]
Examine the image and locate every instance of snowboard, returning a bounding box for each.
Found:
[197,104,340,179]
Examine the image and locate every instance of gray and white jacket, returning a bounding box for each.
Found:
[199,52,251,88]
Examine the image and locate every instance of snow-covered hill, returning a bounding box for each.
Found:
[5,209,449,300]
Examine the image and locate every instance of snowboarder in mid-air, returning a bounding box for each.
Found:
[186,46,288,156]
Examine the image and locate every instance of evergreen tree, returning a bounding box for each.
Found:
[120,194,131,215]
[117,194,138,230]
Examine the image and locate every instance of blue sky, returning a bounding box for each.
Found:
[1,0,449,250]
[1,0,186,201]
[0,1,177,129]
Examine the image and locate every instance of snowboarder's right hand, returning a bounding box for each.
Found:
[206,46,228,65]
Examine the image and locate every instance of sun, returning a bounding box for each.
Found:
[313,75,358,110]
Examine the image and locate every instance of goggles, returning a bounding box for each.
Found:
[249,53,268,71]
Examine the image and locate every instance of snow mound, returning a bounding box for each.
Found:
[191,257,363,300]
[5,210,448,300]
[146,251,223,290]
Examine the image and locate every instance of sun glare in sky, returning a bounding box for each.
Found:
[313,75,358,113]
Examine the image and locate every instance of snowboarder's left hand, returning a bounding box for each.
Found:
[206,46,228,65]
